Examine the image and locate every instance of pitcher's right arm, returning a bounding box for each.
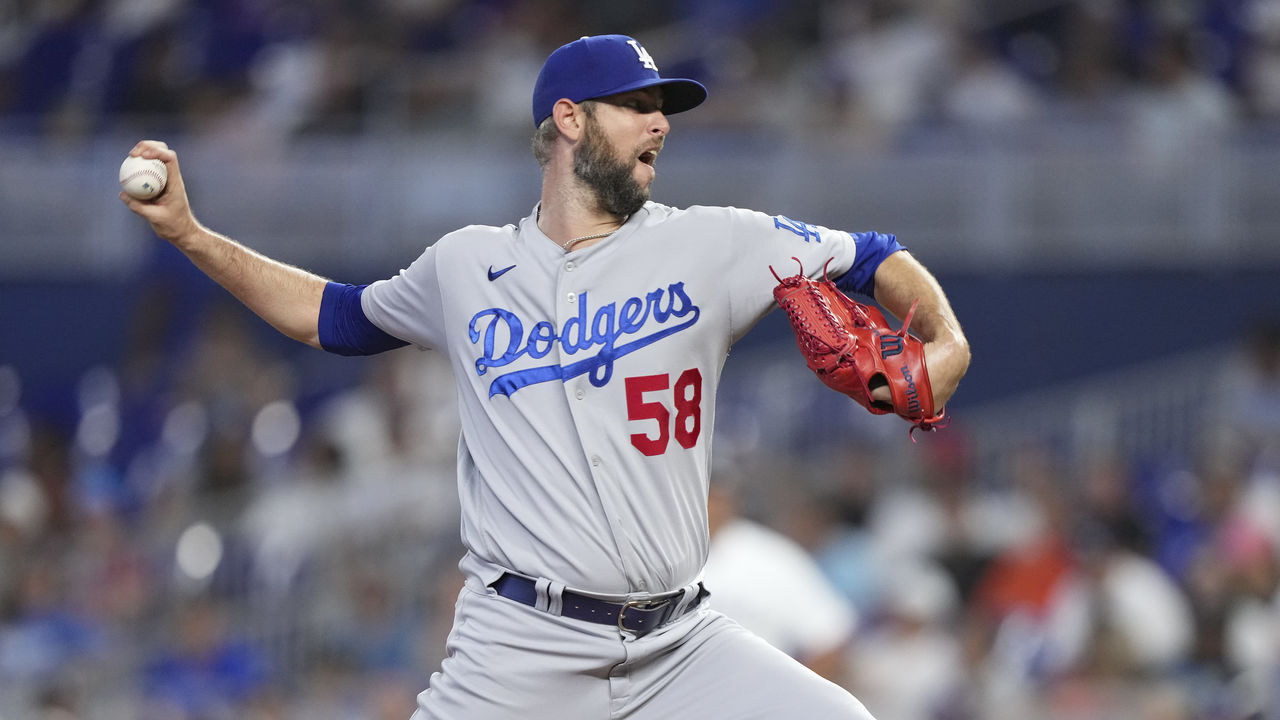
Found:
[120,140,330,349]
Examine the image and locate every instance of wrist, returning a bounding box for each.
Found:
[167,218,207,252]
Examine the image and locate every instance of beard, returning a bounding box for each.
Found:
[572,115,650,219]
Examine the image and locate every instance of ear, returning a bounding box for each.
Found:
[552,99,586,141]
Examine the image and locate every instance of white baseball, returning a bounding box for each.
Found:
[119,155,168,200]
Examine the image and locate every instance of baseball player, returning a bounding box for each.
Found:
[121,34,969,719]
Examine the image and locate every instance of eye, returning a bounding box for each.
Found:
[609,94,661,113]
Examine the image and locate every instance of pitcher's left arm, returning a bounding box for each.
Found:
[871,250,970,410]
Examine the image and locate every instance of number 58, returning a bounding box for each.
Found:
[625,369,703,456]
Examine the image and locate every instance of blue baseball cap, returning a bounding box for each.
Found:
[532,35,707,126]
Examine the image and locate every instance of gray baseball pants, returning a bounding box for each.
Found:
[411,577,876,719]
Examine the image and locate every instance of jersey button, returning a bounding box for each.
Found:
[566,261,576,271]
[567,292,577,303]
[575,389,585,400]
[590,456,601,467]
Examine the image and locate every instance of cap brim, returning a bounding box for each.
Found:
[593,77,708,116]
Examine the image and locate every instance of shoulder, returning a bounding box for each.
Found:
[637,202,769,232]
[425,222,519,261]
[641,202,757,220]
[435,222,518,246]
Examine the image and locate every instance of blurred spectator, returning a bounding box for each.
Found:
[823,0,955,147]
[13,423,80,543]
[33,683,84,720]
[175,300,296,435]
[239,433,349,596]
[0,365,30,468]
[1055,1,1128,115]
[1077,453,1152,557]
[940,29,1043,129]
[703,472,857,681]
[288,648,368,720]
[863,429,1042,624]
[1124,25,1239,168]
[2,0,98,133]
[888,424,1023,605]
[471,1,576,129]
[0,554,106,684]
[966,446,1080,703]
[1,466,45,544]
[155,298,303,544]
[781,449,888,618]
[844,559,964,720]
[1219,521,1280,717]
[310,347,461,538]
[1244,0,1280,116]
[1066,527,1196,678]
[247,7,376,138]
[317,347,459,474]
[100,10,188,123]
[325,568,422,674]
[1167,445,1280,717]
[1213,318,1280,471]
[74,510,157,631]
[142,595,271,719]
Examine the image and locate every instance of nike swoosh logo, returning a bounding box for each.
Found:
[487,264,516,281]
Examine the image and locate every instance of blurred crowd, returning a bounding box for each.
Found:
[3,0,1280,147]
[1,288,468,719]
[704,320,1280,720]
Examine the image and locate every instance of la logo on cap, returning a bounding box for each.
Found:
[627,40,658,71]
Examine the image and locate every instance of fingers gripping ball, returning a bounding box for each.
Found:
[119,156,167,200]
[771,258,946,438]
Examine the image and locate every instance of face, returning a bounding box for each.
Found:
[572,88,668,218]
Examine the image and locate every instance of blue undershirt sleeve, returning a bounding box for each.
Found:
[834,231,906,298]
[318,282,410,356]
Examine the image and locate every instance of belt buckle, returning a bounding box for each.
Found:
[617,597,672,635]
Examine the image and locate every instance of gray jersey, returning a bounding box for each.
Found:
[362,202,860,596]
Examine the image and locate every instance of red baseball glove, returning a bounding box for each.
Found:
[771,258,946,436]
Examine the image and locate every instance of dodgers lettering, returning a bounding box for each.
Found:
[469,282,701,397]
[900,365,921,414]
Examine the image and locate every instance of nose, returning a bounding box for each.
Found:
[650,111,669,136]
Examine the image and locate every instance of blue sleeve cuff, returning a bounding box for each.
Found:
[318,282,410,356]
[835,232,906,298]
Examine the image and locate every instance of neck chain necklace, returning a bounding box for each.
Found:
[560,230,615,251]
[546,211,630,252]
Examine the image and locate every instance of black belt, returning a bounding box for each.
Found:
[491,573,707,636]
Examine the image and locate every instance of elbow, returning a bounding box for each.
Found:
[945,333,972,388]
[927,332,970,410]
[955,334,972,378]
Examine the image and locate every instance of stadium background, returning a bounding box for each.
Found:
[2,0,1280,718]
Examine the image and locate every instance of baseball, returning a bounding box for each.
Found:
[119,155,167,200]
